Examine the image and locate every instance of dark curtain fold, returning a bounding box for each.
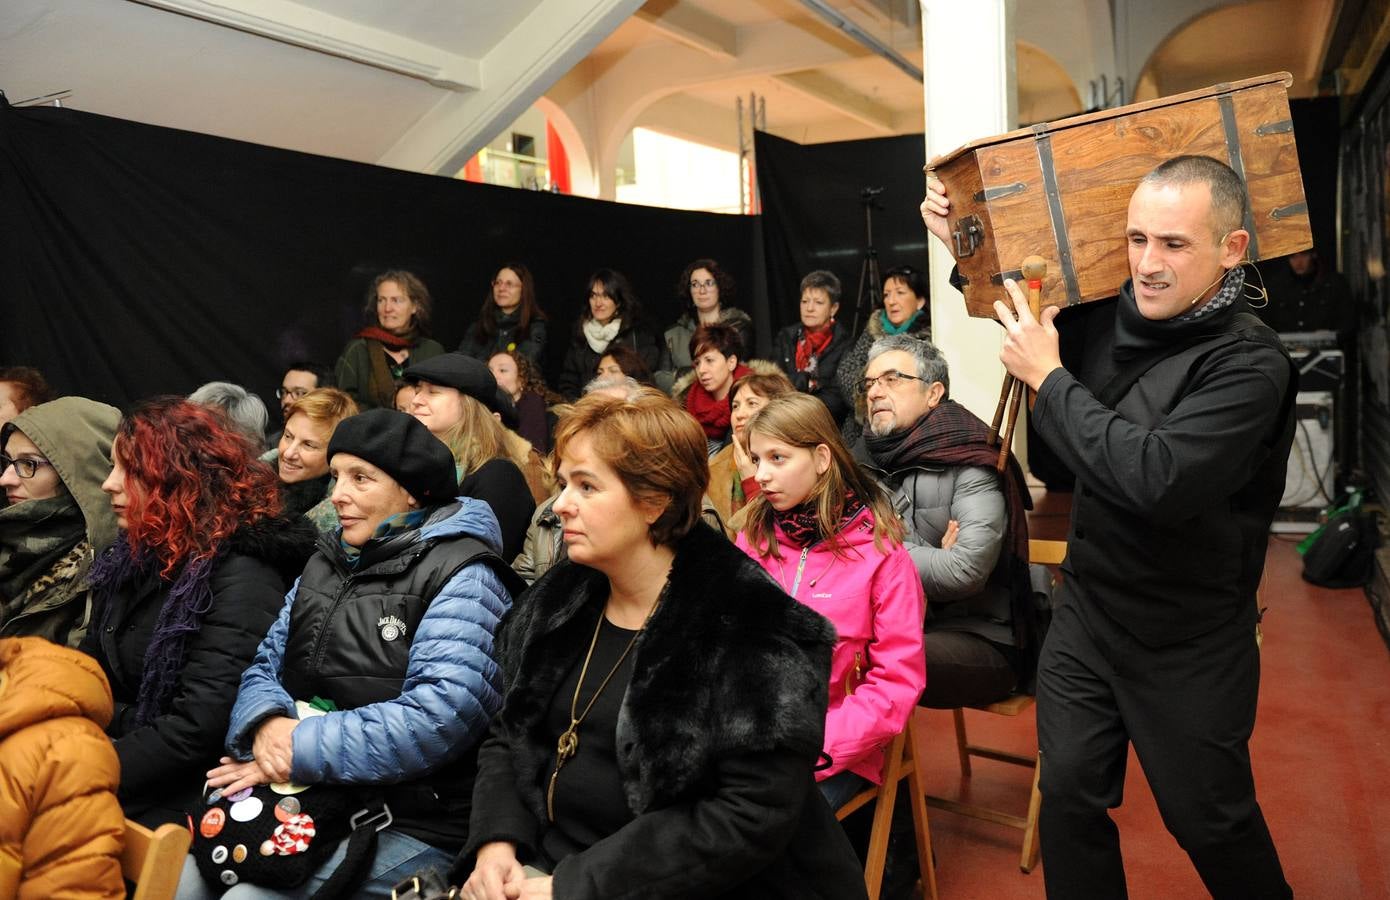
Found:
[0,98,759,410]
[754,129,930,338]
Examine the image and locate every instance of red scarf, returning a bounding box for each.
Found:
[794,325,835,373]
[355,325,414,351]
[686,364,751,439]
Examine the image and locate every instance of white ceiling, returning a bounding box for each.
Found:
[0,0,1349,192]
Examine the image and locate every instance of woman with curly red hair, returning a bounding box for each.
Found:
[79,398,316,826]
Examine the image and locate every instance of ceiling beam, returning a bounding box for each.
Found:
[774,70,896,133]
[132,0,481,91]
[377,0,644,174]
[634,0,737,61]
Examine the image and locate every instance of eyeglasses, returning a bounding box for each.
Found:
[276,386,311,400]
[0,454,51,479]
[689,279,716,291]
[860,370,925,393]
[492,279,522,289]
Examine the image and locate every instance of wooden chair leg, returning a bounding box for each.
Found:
[1020,752,1043,873]
[907,713,939,900]
[863,762,900,899]
[952,707,972,777]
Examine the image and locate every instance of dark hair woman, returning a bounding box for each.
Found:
[556,269,661,400]
[335,270,446,411]
[773,270,853,424]
[174,410,523,899]
[80,399,316,826]
[489,350,561,454]
[1,397,120,647]
[459,388,866,900]
[655,258,755,392]
[459,263,549,366]
[594,342,655,386]
[705,369,796,529]
[835,264,932,446]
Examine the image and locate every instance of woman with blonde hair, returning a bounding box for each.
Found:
[460,387,866,899]
[736,392,925,810]
[269,387,359,529]
[404,354,537,561]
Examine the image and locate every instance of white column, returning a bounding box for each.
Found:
[920,0,1016,427]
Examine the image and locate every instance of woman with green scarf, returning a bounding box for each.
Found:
[835,264,932,446]
[0,396,120,647]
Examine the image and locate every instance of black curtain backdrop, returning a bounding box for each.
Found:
[755,130,930,337]
[0,98,761,411]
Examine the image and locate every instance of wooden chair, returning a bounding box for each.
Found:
[836,707,939,900]
[922,539,1065,875]
[122,819,191,900]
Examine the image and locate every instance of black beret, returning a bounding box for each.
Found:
[327,409,456,505]
[404,353,498,408]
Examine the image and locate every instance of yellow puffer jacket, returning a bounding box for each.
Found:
[0,637,125,899]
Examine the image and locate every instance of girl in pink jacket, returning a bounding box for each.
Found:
[735,393,926,809]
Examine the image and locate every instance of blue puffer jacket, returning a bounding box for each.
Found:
[224,498,514,848]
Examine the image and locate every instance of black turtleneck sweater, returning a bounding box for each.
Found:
[1031,279,1296,647]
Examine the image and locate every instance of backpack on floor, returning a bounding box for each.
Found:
[1300,506,1378,589]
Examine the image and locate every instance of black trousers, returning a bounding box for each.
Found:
[1036,588,1291,899]
[918,630,1017,709]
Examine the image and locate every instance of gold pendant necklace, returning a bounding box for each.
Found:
[545,593,660,822]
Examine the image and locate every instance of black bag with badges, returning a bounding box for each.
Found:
[190,780,389,898]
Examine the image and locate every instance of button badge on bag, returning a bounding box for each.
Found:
[230,796,264,822]
[200,808,226,839]
[211,845,229,865]
[378,615,407,642]
[274,796,301,822]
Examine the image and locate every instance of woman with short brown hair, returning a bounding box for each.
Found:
[460,388,865,900]
[335,270,445,410]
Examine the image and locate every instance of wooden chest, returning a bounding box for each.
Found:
[927,72,1312,318]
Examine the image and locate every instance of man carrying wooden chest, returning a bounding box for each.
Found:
[924,156,1295,898]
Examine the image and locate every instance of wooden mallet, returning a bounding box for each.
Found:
[993,255,1048,471]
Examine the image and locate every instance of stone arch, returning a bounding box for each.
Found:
[1017,41,1084,123]
[533,95,598,197]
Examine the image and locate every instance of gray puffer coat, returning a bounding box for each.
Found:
[852,441,1012,646]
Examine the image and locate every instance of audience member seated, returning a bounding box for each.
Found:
[0,637,125,898]
[736,393,925,809]
[269,361,333,445]
[394,380,415,413]
[1,397,120,646]
[336,270,445,411]
[836,265,932,446]
[458,263,549,366]
[557,269,660,399]
[706,368,794,528]
[81,399,316,826]
[853,336,1034,708]
[189,381,270,454]
[675,323,750,457]
[0,367,54,427]
[269,388,359,530]
[404,354,536,561]
[774,270,852,424]
[655,258,755,391]
[459,388,865,899]
[489,350,560,454]
[174,410,521,899]
[595,342,656,386]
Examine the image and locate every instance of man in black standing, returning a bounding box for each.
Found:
[924,155,1295,897]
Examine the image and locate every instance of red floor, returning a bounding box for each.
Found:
[911,529,1390,899]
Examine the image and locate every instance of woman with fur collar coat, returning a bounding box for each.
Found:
[458,389,866,900]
